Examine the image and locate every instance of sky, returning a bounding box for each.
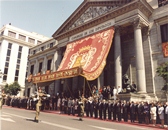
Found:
[0,0,83,37]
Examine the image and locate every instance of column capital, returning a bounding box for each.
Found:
[114,25,121,35]
[133,18,143,29]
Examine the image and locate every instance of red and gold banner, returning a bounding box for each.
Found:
[30,27,114,83]
[32,67,82,83]
[162,42,168,57]
[58,27,114,80]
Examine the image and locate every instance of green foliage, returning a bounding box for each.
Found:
[156,62,168,90]
[4,81,21,95]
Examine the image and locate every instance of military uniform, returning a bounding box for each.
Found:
[34,90,47,123]
[78,96,86,121]
[0,92,6,110]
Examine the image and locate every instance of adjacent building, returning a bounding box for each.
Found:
[27,0,168,101]
[0,24,49,96]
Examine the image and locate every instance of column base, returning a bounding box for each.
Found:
[117,92,157,102]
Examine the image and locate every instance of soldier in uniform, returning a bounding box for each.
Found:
[78,98,84,121]
[0,90,6,110]
[78,94,86,121]
[34,88,48,123]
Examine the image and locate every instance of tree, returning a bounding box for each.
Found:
[156,62,168,91]
[4,81,21,95]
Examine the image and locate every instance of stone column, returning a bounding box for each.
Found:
[133,18,146,93]
[114,26,122,88]
[34,59,38,75]
[54,49,62,94]
[42,56,47,74]
[27,62,31,76]
[97,71,104,90]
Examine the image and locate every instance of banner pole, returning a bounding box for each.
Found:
[86,79,93,97]
[83,77,85,96]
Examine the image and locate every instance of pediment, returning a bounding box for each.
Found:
[52,0,133,38]
[69,5,119,30]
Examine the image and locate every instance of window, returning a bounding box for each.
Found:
[19,34,26,41]
[4,68,8,74]
[5,62,9,67]
[14,77,18,81]
[8,31,16,38]
[30,65,34,74]
[19,46,22,52]
[7,50,11,56]
[6,57,10,61]
[17,59,20,64]
[41,46,44,51]
[50,43,53,48]
[28,38,35,44]
[1,31,4,36]
[18,52,21,59]
[15,70,19,76]
[160,24,168,43]
[8,43,12,49]
[33,50,36,54]
[16,65,20,69]
[38,62,43,72]
[3,75,7,81]
[47,59,52,70]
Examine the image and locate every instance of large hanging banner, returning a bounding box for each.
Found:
[58,27,115,80]
[162,42,168,57]
[31,27,114,83]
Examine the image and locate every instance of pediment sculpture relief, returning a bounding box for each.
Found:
[69,6,118,30]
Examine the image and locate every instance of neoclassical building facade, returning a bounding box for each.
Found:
[27,0,168,101]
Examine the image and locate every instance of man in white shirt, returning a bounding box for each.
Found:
[117,86,122,94]
[113,86,117,101]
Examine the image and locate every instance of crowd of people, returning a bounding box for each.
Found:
[2,85,168,128]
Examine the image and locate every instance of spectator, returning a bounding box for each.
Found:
[165,102,168,129]
[113,86,117,101]
[150,103,157,126]
[143,102,150,124]
[158,103,165,128]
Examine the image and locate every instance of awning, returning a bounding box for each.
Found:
[31,27,114,83]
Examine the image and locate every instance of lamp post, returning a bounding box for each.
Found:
[0,69,4,96]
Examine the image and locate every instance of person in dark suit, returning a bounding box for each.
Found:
[89,99,94,118]
[112,101,117,121]
[93,99,98,119]
[137,101,144,123]
[102,99,107,120]
[123,100,128,122]
[107,100,112,120]
[85,99,90,117]
[98,100,103,120]
[130,101,135,123]
[117,100,122,121]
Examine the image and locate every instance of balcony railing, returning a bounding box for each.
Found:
[158,0,168,7]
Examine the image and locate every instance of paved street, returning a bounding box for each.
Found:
[0,107,165,130]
